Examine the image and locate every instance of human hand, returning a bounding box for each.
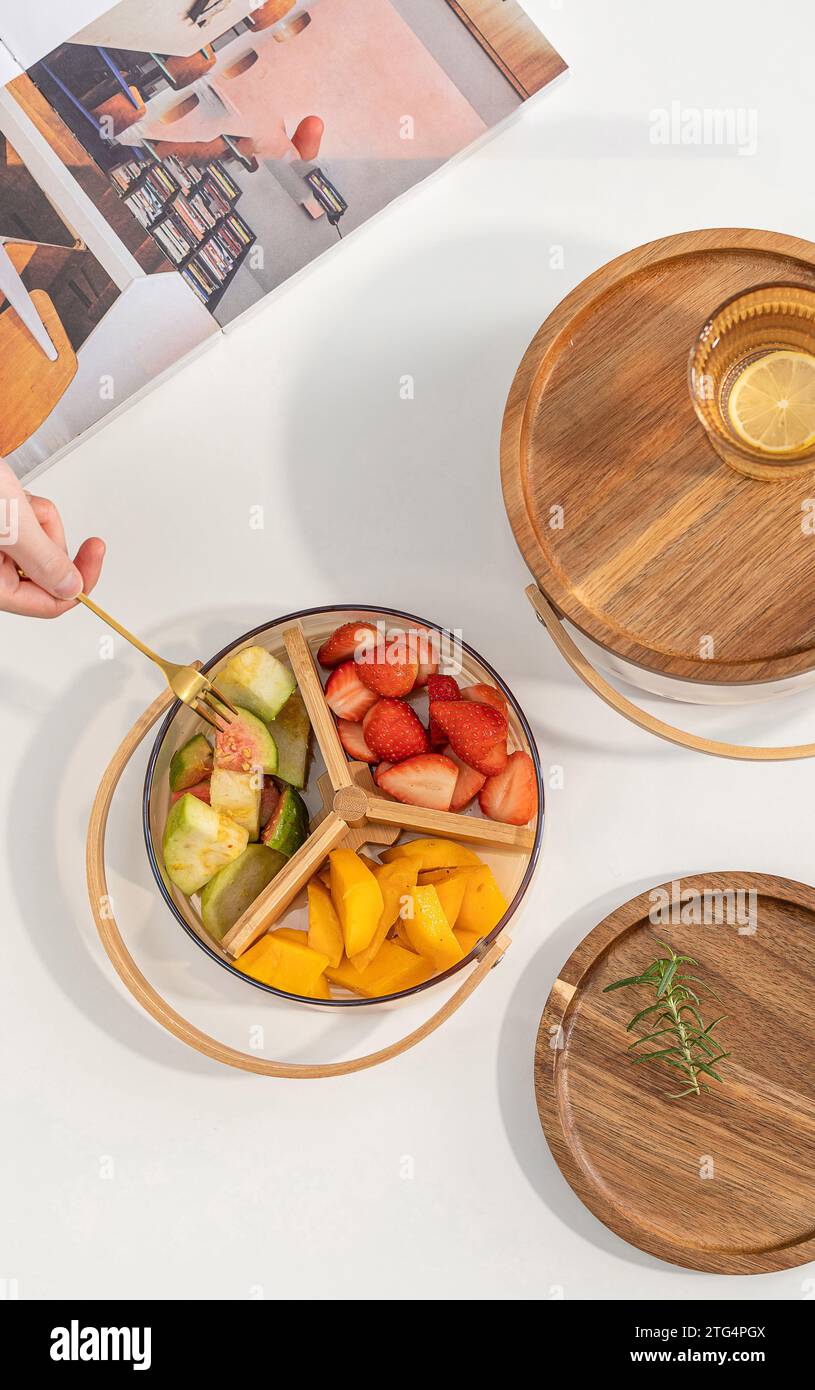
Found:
[0,459,105,618]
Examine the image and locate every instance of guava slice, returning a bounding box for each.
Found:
[260,785,308,858]
[214,646,296,723]
[162,794,248,896]
[270,689,311,788]
[200,844,287,942]
[169,733,213,793]
[210,767,262,840]
[215,705,277,776]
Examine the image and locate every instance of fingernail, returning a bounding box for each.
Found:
[53,571,82,599]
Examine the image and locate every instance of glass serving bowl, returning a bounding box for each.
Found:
[143,605,543,1008]
[689,282,815,481]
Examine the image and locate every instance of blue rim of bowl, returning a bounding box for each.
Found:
[143,604,544,1007]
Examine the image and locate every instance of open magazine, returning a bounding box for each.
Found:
[0,0,566,479]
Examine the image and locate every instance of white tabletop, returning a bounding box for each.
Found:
[2,0,814,1301]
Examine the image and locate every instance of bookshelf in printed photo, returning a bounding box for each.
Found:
[109,153,256,308]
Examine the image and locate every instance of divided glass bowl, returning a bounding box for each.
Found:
[142,605,543,1008]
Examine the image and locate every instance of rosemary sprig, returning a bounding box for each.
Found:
[603,940,729,1100]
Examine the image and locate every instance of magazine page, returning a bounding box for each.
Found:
[0,77,217,479]
[11,0,566,327]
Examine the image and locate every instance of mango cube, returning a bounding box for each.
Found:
[350,859,418,973]
[329,849,384,957]
[326,940,432,998]
[433,872,468,929]
[236,932,329,998]
[382,837,480,872]
[454,927,482,956]
[404,885,463,970]
[307,879,344,967]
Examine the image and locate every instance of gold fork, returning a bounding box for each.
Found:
[76,590,239,733]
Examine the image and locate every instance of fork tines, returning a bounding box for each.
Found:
[193,684,240,733]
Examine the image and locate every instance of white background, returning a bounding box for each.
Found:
[1,0,814,1300]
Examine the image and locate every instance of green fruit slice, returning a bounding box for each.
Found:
[200,844,287,942]
[260,785,308,858]
[162,794,248,896]
[215,706,277,776]
[215,646,296,723]
[169,733,213,793]
[270,689,311,788]
[210,768,262,840]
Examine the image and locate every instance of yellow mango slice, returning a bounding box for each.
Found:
[404,885,463,971]
[329,849,384,957]
[393,919,417,952]
[350,860,418,973]
[454,927,482,956]
[456,866,508,936]
[236,932,329,997]
[307,879,344,968]
[326,940,433,998]
[382,838,481,872]
[433,873,468,929]
[310,974,332,1000]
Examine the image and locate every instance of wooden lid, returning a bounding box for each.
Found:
[536,872,815,1274]
[502,229,815,683]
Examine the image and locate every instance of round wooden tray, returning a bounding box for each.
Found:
[535,873,815,1274]
[502,229,815,687]
[87,606,543,1077]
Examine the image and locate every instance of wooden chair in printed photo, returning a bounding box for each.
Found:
[273,12,311,42]
[221,49,260,80]
[0,289,77,456]
[150,47,216,91]
[247,0,296,31]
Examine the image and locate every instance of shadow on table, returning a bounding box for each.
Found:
[496,875,706,1276]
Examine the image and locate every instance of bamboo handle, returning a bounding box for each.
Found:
[527,585,815,762]
[86,689,509,1078]
[282,623,355,790]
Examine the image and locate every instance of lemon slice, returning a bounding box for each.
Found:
[728,349,815,454]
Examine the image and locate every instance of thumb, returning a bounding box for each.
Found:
[9,493,82,599]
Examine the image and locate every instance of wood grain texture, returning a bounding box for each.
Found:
[0,291,77,452]
[444,0,567,98]
[86,684,514,1077]
[535,872,815,1273]
[502,229,815,683]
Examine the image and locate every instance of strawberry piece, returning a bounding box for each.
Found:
[337,717,378,763]
[374,761,394,783]
[355,639,418,698]
[407,625,439,687]
[317,621,377,668]
[430,700,508,776]
[377,754,458,811]
[324,660,379,722]
[427,674,461,747]
[444,745,487,812]
[170,780,211,806]
[479,750,538,826]
[363,698,428,762]
[461,682,508,715]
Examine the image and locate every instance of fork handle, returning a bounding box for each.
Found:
[76,591,164,667]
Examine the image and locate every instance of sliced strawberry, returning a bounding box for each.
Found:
[374,760,394,783]
[407,625,439,687]
[444,745,487,812]
[427,674,461,747]
[317,621,377,668]
[431,700,508,776]
[478,750,538,826]
[170,780,211,806]
[476,740,509,777]
[377,754,458,811]
[324,660,379,721]
[363,698,428,762]
[337,717,378,763]
[355,638,418,698]
[259,776,279,828]
[461,682,508,715]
